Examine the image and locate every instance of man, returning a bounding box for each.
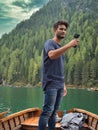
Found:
[38,20,79,130]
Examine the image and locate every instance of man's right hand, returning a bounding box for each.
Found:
[67,39,79,48]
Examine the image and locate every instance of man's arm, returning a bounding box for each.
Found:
[48,39,79,60]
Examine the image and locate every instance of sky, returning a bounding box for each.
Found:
[0,0,49,38]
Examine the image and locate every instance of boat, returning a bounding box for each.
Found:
[0,107,98,130]
[87,87,98,91]
[0,108,10,119]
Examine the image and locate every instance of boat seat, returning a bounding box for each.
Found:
[21,116,61,130]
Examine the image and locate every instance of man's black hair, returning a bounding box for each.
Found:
[53,20,69,30]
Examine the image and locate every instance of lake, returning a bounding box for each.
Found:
[0,86,98,115]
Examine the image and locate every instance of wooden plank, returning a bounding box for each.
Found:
[14,117,20,126]
[91,118,97,129]
[23,113,29,120]
[11,125,22,130]
[3,121,10,130]
[88,116,93,126]
[97,123,98,130]
[19,115,25,123]
[0,123,4,130]
[9,118,15,129]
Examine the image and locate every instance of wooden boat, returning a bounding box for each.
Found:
[0,108,10,119]
[0,107,98,130]
[87,87,98,91]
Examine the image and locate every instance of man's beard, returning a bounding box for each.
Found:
[56,34,65,40]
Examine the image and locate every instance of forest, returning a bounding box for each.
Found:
[0,0,98,88]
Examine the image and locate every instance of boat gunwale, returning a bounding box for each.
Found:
[0,107,98,122]
[68,108,98,119]
[0,107,41,122]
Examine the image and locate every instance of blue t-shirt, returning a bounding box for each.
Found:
[42,39,65,90]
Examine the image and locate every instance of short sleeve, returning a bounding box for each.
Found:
[44,40,55,54]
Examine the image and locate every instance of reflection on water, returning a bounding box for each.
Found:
[0,86,98,115]
[61,88,98,114]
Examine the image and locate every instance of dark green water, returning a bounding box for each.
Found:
[0,86,98,115]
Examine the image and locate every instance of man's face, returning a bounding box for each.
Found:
[55,25,67,39]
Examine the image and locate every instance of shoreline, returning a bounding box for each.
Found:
[0,84,98,90]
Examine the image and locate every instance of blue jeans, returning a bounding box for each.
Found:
[38,88,64,130]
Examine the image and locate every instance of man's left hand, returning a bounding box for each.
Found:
[63,85,67,96]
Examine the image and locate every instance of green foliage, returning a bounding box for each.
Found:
[0,0,98,87]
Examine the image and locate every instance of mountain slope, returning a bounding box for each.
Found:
[0,0,98,87]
